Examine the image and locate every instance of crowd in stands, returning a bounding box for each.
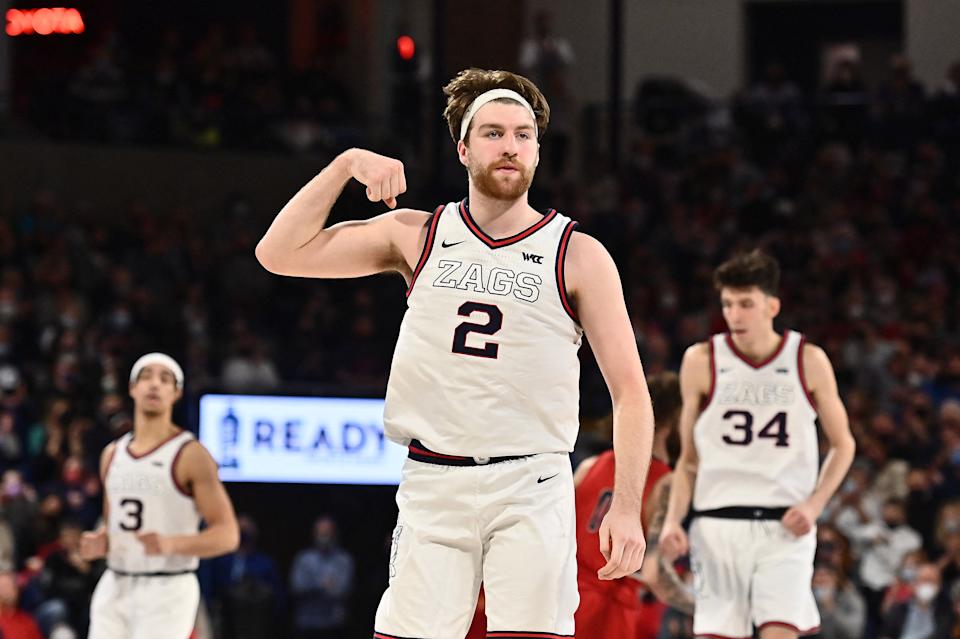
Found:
[2,39,960,637]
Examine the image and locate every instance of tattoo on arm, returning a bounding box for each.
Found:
[650,478,695,615]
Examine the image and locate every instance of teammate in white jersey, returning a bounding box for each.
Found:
[660,251,856,639]
[256,68,654,638]
[80,353,240,639]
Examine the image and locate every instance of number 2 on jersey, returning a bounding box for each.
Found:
[452,302,503,358]
[721,410,789,447]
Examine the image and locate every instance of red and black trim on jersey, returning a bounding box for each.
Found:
[486,632,574,638]
[724,332,788,369]
[797,334,817,410]
[405,204,445,298]
[701,338,717,410]
[555,220,579,323]
[373,632,420,639]
[171,438,195,498]
[126,429,187,460]
[459,198,557,249]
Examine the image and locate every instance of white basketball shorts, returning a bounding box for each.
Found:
[689,516,820,638]
[89,570,199,639]
[374,451,578,639]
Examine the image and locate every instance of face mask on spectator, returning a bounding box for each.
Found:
[814,585,836,601]
[915,583,939,603]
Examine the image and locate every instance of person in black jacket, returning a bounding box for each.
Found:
[880,563,954,639]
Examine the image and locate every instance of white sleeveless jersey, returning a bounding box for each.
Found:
[384,199,583,457]
[105,430,201,573]
[692,331,820,510]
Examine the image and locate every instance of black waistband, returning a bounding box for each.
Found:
[407,440,533,467]
[690,506,789,521]
[109,567,196,577]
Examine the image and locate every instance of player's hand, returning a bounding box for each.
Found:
[781,501,818,536]
[597,502,647,581]
[80,529,108,561]
[136,532,176,556]
[659,520,689,562]
[343,149,407,209]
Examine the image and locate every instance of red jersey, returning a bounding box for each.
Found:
[574,451,671,639]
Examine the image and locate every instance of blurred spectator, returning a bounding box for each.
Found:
[879,563,953,639]
[290,516,354,639]
[0,569,42,639]
[852,499,923,630]
[28,519,99,635]
[204,514,285,639]
[519,9,575,177]
[813,563,866,639]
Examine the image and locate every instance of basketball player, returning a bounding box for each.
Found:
[660,251,856,639]
[573,372,694,639]
[80,353,240,639]
[255,68,654,638]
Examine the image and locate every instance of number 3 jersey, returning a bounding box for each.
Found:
[692,331,819,511]
[105,430,201,573]
[383,199,584,457]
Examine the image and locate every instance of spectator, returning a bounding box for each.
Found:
[0,569,42,639]
[879,563,953,639]
[290,516,354,639]
[852,498,923,628]
[204,514,285,639]
[813,563,866,639]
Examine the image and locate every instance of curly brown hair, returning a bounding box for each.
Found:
[442,68,550,143]
[713,249,780,296]
[648,372,682,427]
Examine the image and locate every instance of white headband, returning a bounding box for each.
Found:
[130,352,184,389]
[459,88,538,141]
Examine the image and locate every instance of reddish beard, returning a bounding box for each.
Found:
[468,157,534,201]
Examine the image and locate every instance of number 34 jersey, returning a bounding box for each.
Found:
[105,430,201,573]
[384,199,584,457]
[692,331,820,511]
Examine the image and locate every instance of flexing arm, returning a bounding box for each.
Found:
[660,343,710,561]
[781,343,856,535]
[255,148,429,279]
[566,233,653,581]
[137,442,240,558]
[79,443,115,561]
[637,473,695,614]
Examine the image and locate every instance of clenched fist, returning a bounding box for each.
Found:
[80,528,108,561]
[343,149,408,208]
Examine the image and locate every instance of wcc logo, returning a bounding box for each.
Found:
[522,252,544,264]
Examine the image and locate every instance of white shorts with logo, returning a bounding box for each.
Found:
[89,570,199,639]
[689,517,820,638]
[374,452,578,639]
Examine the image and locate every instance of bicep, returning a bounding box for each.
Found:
[805,346,853,446]
[677,346,711,466]
[263,209,426,280]
[181,445,237,527]
[570,237,645,399]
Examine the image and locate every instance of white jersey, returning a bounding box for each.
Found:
[105,430,201,573]
[384,199,583,457]
[692,331,819,510]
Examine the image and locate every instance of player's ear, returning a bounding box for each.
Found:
[457,139,470,167]
[768,295,781,319]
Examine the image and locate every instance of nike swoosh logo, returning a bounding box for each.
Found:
[441,240,464,248]
[537,473,559,484]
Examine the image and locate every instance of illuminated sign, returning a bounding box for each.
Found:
[198,393,407,485]
[6,8,85,36]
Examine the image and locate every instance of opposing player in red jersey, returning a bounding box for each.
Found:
[573,372,695,639]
